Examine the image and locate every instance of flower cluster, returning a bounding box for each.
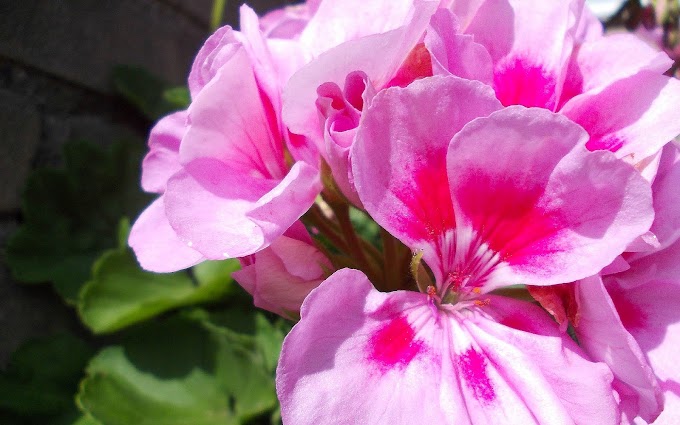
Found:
[130,0,680,423]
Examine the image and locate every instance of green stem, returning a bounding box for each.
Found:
[333,204,383,285]
[380,228,398,288]
[211,0,227,31]
[303,204,350,253]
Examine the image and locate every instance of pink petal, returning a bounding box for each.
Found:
[468,0,576,109]
[619,237,680,290]
[351,76,502,283]
[560,33,673,107]
[424,9,494,84]
[298,0,416,56]
[181,46,286,180]
[141,111,186,194]
[561,72,680,159]
[575,276,663,422]
[128,196,204,272]
[233,224,330,318]
[317,71,375,206]
[283,0,437,145]
[607,279,680,423]
[649,143,680,250]
[277,269,619,424]
[164,159,320,259]
[188,26,240,98]
[447,106,654,289]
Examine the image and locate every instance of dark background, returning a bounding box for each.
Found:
[0,0,289,365]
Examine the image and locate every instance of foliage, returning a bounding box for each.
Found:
[6,140,151,303]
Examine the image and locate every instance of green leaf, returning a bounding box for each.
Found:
[78,244,240,334]
[77,312,278,425]
[0,334,95,420]
[350,206,381,247]
[112,65,184,120]
[6,140,151,303]
[163,86,191,110]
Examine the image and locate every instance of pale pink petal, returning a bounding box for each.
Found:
[467,0,576,109]
[188,26,240,98]
[283,0,437,145]
[181,46,286,180]
[351,76,502,283]
[164,159,320,260]
[561,72,680,159]
[277,269,619,424]
[444,0,487,31]
[128,196,204,272]
[233,224,330,318]
[607,279,680,423]
[573,2,603,43]
[618,237,680,290]
[649,143,680,250]
[141,111,186,194]
[575,276,663,422]
[447,106,654,289]
[562,33,672,107]
[298,0,417,56]
[424,9,494,84]
[259,2,315,39]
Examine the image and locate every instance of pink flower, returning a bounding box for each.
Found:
[276,76,654,423]
[232,221,332,319]
[430,0,680,162]
[129,12,322,272]
[572,143,680,423]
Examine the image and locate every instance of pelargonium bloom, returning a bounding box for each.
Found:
[277,76,654,423]
[567,143,680,423]
[129,11,322,272]
[431,0,680,162]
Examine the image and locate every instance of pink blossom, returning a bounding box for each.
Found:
[430,0,680,163]
[232,221,332,319]
[533,144,680,422]
[277,76,654,422]
[130,12,322,272]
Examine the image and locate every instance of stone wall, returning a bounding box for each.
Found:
[0,0,288,364]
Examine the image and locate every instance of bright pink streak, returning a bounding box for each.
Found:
[494,57,557,109]
[395,156,455,242]
[368,316,424,371]
[458,348,496,403]
[610,290,648,330]
[455,174,562,265]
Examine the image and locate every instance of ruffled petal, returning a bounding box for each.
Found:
[128,196,204,272]
[575,276,663,422]
[141,111,186,194]
[351,76,501,283]
[164,159,320,260]
[277,269,619,425]
[447,106,654,290]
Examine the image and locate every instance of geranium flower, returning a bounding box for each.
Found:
[276,76,654,423]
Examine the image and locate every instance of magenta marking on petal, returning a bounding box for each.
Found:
[585,134,624,153]
[456,174,564,265]
[610,291,647,330]
[458,348,496,403]
[493,57,557,109]
[394,157,456,242]
[368,316,424,371]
